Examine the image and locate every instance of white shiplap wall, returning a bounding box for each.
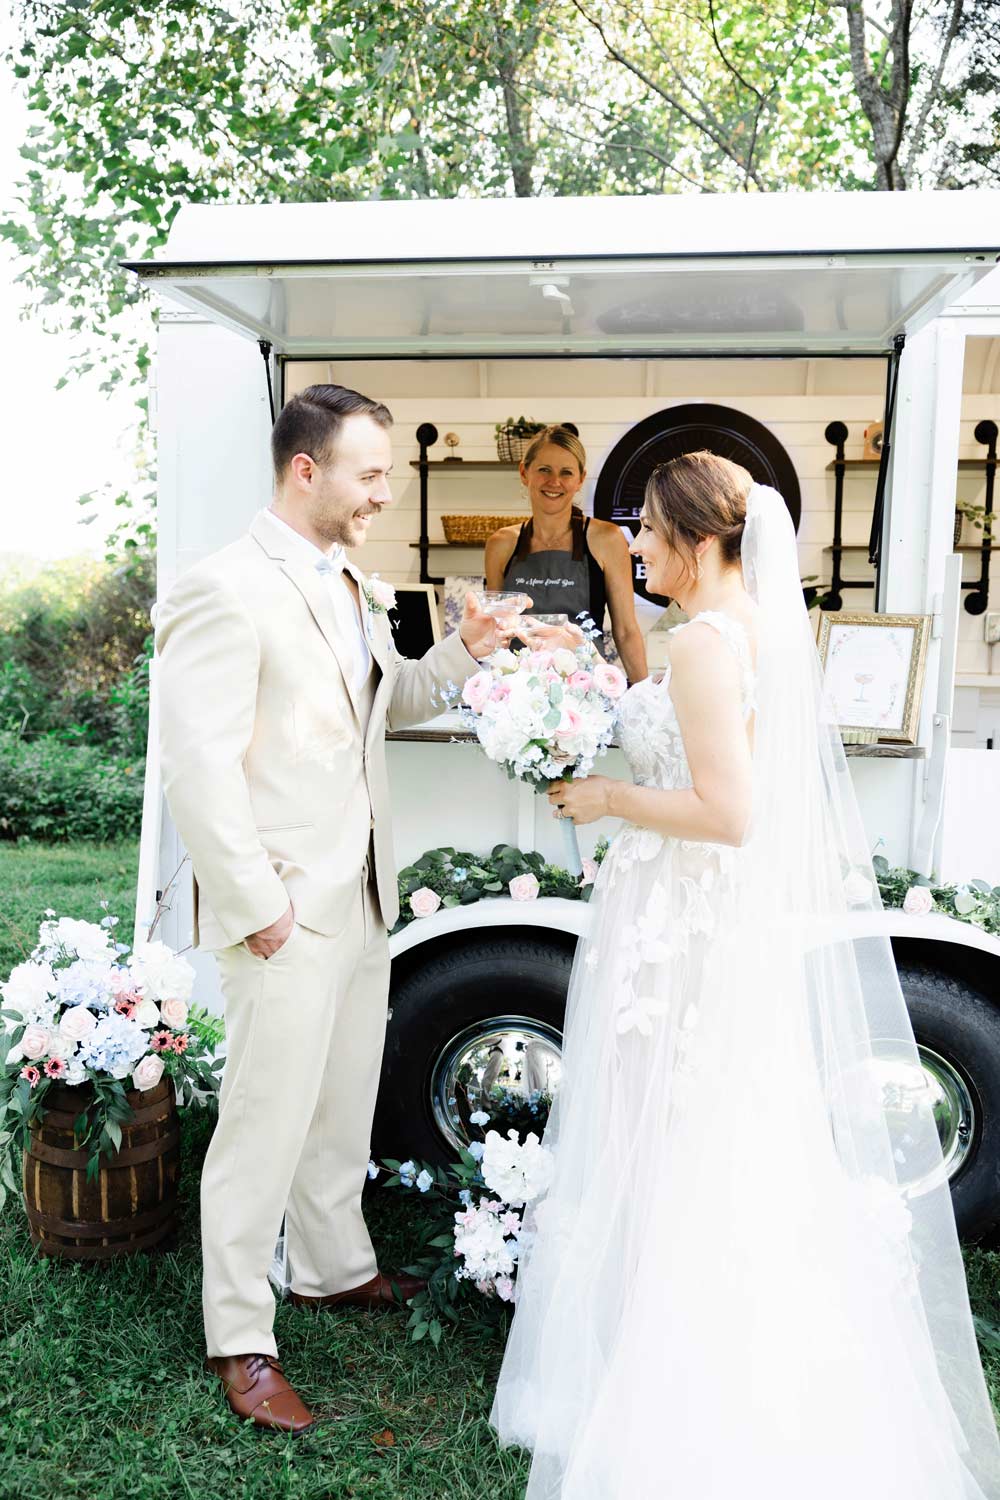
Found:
[283,353,1000,683]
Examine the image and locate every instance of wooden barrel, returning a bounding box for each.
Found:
[22,1078,180,1260]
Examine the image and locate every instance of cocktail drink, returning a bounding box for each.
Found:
[475,590,532,629]
[854,672,875,703]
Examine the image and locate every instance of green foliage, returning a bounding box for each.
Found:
[394,842,601,929]
[0,732,144,843]
[874,857,1000,938]
[0,554,154,751]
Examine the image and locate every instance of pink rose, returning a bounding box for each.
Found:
[556,706,582,741]
[132,1053,165,1092]
[903,885,934,916]
[529,651,554,671]
[568,671,593,692]
[160,997,189,1030]
[580,859,599,887]
[368,576,397,610]
[509,873,540,902]
[21,1025,50,1061]
[593,662,628,700]
[461,670,493,713]
[490,682,511,702]
[409,887,442,919]
[58,1005,97,1043]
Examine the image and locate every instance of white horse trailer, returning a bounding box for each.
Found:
[127,191,1000,1240]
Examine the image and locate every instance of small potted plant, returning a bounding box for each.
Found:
[495,415,546,463]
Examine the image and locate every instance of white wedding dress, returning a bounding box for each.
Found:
[491,598,1000,1499]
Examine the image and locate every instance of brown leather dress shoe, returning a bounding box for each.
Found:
[206,1352,315,1435]
[288,1270,426,1311]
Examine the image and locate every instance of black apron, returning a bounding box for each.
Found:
[502,513,608,640]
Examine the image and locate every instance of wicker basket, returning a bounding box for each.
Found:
[441,514,529,544]
[496,430,541,463]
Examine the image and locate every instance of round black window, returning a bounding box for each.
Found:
[592,403,801,604]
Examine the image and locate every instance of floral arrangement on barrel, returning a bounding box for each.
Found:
[0,906,223,1203]
[372,1118,555,1346]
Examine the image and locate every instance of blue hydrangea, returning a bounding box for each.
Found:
[467,1141,485,1161]
[77,1013,148,1075]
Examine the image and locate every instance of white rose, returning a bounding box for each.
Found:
[54,918,114,963]
[132,1053,165,1092]
[552,648,578,677]
[902,885,934,917]
[368,576,397,610]
[409,887,442,919]
[492,649,519,673]
[133,998,162,1030]
[954,887,979,916]
[58,1005,98,1043]
[1,960,57,1023]
[509,873,540,902]
[20,1025,50,1061]
[160,997,189,1029]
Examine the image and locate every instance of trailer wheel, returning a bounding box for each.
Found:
[898,964,1000,1243]
[374,936,572,1165]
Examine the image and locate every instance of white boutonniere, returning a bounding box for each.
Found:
[363,575,397,615]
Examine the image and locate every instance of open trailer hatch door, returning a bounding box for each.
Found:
[124,194,999,358]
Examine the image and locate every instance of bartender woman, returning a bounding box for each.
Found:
[484,425,647,682]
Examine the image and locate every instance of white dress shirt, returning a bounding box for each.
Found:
[260,508,372,700]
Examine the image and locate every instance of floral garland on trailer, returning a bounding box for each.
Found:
[0,907,223,1202]
[395,841,607,929]
[874,857,1000,937]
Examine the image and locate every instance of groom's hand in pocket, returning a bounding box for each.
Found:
[245,902,294,959]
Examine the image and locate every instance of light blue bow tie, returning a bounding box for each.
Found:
[315,549,347,577]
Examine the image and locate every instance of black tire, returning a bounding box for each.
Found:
[374,935,572,1165]
[898,964,1000,1244]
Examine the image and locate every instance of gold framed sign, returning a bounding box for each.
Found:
[817,612,931,745]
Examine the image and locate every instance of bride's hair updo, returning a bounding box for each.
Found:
[644,450,752,580]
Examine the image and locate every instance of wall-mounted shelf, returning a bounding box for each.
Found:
[409,460,518,471]
[841,744,925,758]
[825,418,998,614]
[823,544,1000,555]
[825,458,985,471]
[387,727,926,755]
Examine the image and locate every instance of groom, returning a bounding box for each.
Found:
[155,384,499,1434]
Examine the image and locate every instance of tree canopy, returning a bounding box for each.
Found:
[3,0,998,545]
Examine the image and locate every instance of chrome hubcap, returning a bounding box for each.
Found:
[430,1023,977,1185]
[430,1016,563,1152]
[917,1043,976,1181]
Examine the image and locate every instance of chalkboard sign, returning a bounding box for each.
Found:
[388,585,441,659]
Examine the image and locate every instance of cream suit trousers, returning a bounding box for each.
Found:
[202,872,388,1358]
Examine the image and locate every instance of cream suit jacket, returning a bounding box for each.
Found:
[155,512,475,949]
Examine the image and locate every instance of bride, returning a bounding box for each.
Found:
[490,452,1000,1499]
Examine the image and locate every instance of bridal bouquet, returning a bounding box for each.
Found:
[0,909,223,1187]
[453,642,627,872]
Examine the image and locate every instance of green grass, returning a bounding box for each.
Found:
[0,844,998,1499]
[0,839,140,973]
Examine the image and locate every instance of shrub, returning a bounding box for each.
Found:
[0,553,154,745]
[0,732,144,842]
